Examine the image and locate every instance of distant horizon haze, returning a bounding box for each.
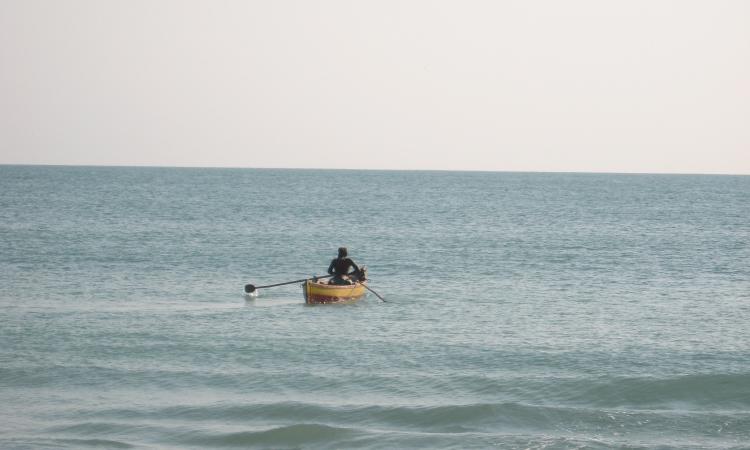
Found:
[1,1,748,174]
[3,162,750,177]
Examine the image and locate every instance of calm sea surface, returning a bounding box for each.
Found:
[1,165,749,449]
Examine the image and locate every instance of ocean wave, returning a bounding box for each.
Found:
[419,372,750,410]
[7,364,749,411]
[184,424,359,448]
[0,437,134,449]
[85,400,750,437]
[19,398,750,449]
[566,373,750,409]
[51,438,134,448]
[27,409,750,450]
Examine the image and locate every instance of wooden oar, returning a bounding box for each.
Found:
[245,274,333,293]
[362,283,387,302]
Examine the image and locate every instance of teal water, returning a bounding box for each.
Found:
[1,165,749,449]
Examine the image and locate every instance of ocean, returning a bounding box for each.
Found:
[1,165,749,449]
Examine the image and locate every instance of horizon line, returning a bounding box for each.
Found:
[1,162,748,177]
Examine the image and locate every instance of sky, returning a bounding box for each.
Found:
[0,0,748,174]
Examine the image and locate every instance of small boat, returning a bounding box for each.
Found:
[303,278,367,305]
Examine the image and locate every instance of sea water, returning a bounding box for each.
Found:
[1,165,749,449]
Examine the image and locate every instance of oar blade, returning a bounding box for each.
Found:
[244,284,256,293]
[363,284,386,302]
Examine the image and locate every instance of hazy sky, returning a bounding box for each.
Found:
[1,0,748,173]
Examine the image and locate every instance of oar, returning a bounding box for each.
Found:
[245,274,333,293]
[362,284,387,302]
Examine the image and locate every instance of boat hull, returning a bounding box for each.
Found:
[303,280,366,304]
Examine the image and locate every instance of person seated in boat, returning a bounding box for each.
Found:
[327,247,360,285]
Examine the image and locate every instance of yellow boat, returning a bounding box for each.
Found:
[303,279,367,305]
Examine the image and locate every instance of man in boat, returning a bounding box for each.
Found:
[327,247,361,285]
